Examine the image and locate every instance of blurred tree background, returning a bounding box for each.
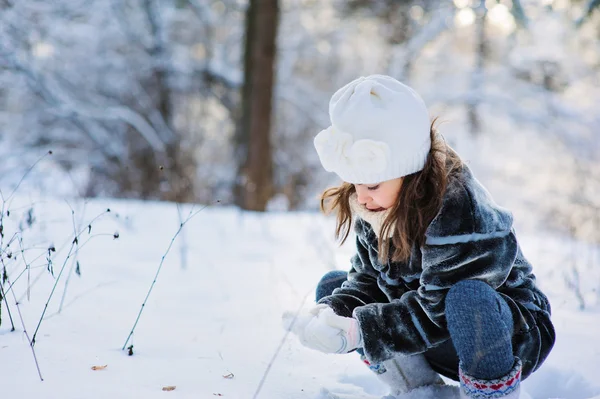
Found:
[0,0,599,247]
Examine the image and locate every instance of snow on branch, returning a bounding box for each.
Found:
[1,42,167,153]
[186,0,218,26]
[387,4,455,78]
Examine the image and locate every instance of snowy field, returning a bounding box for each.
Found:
[1,197,599,399]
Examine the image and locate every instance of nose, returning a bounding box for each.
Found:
[355,186,371,205]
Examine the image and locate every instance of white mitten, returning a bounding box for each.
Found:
[283,305,363,354]
[282,303,329,332]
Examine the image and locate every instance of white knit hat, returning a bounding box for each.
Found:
[314,75,431,184]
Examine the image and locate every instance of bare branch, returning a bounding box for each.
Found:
[0,41,167,153]
[387,4,456,79]
[186,0,217,26]
[122,201,219,351]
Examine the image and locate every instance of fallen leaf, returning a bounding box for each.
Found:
[222,372,234,379]
[91,365,107,370]
[162,386,176,391]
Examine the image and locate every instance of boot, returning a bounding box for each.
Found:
[360,352,445,397]
[459,357,522,399]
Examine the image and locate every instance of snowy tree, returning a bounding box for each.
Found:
[0,0,243,202]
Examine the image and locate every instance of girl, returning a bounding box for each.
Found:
[287,75,555,399]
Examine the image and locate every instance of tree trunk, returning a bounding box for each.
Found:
[234,0,279,211]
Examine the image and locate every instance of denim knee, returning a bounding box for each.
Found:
[446,280,513,326]
[316,270,347,302]
[445,279,515,380]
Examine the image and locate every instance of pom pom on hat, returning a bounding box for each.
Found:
[314,75,431,184]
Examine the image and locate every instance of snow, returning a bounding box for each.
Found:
[318,384,460,399]
[1,196,599,399]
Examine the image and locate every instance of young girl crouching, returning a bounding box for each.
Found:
[287,75,555,399]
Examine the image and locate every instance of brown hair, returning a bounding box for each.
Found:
[320,119,464,263]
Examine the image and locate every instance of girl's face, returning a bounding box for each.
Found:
[354,178,403,212]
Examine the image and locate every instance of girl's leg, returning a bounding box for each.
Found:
[316,270,348,302]
[445,279,522,398]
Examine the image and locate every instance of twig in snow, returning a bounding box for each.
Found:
[58,200,86,313]
[0,273,16,331]
[2,151,53,211]
[0,199,16,331]
[31,209,113,345]
[122,200,220,352]
[176,203,188,270]
[252,287,314,399]
[0,257,43,381]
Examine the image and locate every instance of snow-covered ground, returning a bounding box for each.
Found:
[1,197,599,399]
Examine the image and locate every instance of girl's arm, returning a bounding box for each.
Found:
[353,231,519,364]
[318,233,393,318]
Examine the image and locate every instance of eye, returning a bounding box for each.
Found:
[367,185,380,191]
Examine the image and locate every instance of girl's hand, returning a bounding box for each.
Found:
[283,305,363,354]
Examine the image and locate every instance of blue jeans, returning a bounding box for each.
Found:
[316,271,515,381]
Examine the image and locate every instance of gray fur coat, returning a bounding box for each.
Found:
[318,166,555,378]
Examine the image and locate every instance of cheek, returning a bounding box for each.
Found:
[377,191,397,208]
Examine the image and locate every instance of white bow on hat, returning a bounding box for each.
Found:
[314,126,390,177]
